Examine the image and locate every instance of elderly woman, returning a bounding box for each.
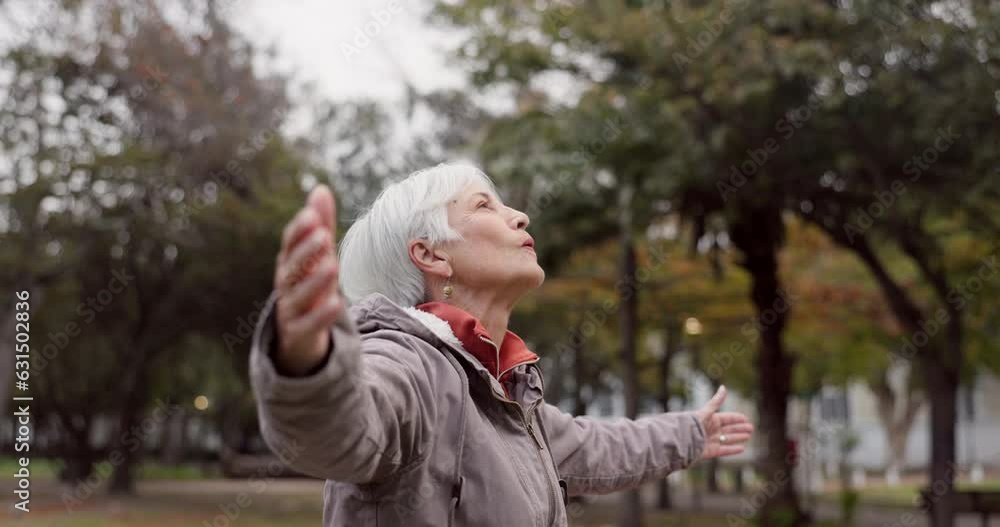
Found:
[250,163,753,526]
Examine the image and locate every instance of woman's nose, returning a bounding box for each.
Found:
[508,207,530,230]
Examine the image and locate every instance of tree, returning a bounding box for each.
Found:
[0,0,311,492]
[432,3,999,525]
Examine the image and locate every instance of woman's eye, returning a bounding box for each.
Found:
[477,201,490,209]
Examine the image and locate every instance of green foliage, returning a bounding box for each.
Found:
[838,489,860,527]
[433,0,1000,402]
[0,0,348,487]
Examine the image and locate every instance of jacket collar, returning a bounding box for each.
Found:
[414,302,539,383]
[349,293,541,402]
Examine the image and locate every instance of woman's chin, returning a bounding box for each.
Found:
[529,265,546,287]
[507,266,545,292]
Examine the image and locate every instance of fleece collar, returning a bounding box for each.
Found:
[409,302,539,384]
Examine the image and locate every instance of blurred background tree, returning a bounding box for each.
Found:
[431,1,999,525]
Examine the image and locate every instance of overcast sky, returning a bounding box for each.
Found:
[232,0,463,104]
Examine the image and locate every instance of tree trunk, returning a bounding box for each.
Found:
[923,360,959,527]
[753,278,801,525]
[730,207,804,526]
[705,375,722,494]
[871,366,923,480]
[160,405,187,465]
[572,318,588,417]
[804,216,963,527]
[109,355,154,494]
[657,319,678,510]
[109,403,144,494]
[619,183,643,527]
[59,444,101,484]
[898,231,963,527]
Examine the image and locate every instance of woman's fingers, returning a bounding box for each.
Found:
[285,296,344,341]
[270,187,342,375]
[279,228,333,290]
[713,432,751,445]
[282,257,339,317]
[702,385,727,413]
[715,412,751,427]
[280,207,320,262]
[699,411,754,460]
[307,185,337,238]
[712,445,746,458]
[719,421,754,435]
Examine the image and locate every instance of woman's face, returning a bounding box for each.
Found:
[443,180,545,296]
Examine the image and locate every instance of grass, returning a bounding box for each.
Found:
[2,474,831,527]
[6,510,320,527]
[7,506,824,527]
[7,460,991,526]
[0,456,214,482]
[821,480,1000,507]
[0,457,60,479]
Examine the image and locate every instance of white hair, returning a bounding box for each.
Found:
[339,162,498,307]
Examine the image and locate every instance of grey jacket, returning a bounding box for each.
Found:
[250,292,705,526]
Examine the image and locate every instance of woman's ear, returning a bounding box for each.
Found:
[408,239,452,279]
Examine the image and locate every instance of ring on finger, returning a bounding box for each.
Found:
[720,434,728,444]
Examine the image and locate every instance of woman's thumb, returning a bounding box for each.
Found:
[704,385,727,413]
[308,184,337,234]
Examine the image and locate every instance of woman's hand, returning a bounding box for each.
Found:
[694,385,754,460]
[273,185,344,375]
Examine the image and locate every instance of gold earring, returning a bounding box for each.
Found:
[443,278,454,300]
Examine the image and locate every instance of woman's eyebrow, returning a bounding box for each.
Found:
[470,192,493,204]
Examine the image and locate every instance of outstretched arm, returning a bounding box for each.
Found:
[250,185,433,484]
[537,386,752,496]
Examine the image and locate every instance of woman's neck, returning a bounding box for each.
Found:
[450,290,516,344]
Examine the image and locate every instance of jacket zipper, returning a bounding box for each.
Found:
[520,404,544,450]
[479,336,557,524]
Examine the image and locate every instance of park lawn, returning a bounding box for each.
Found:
[0,456,214,482]
[5,510,320,527]
[7,508,824,527]
[822,480,1000,508]
[0,457,60,479]
[2,474,839,527]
